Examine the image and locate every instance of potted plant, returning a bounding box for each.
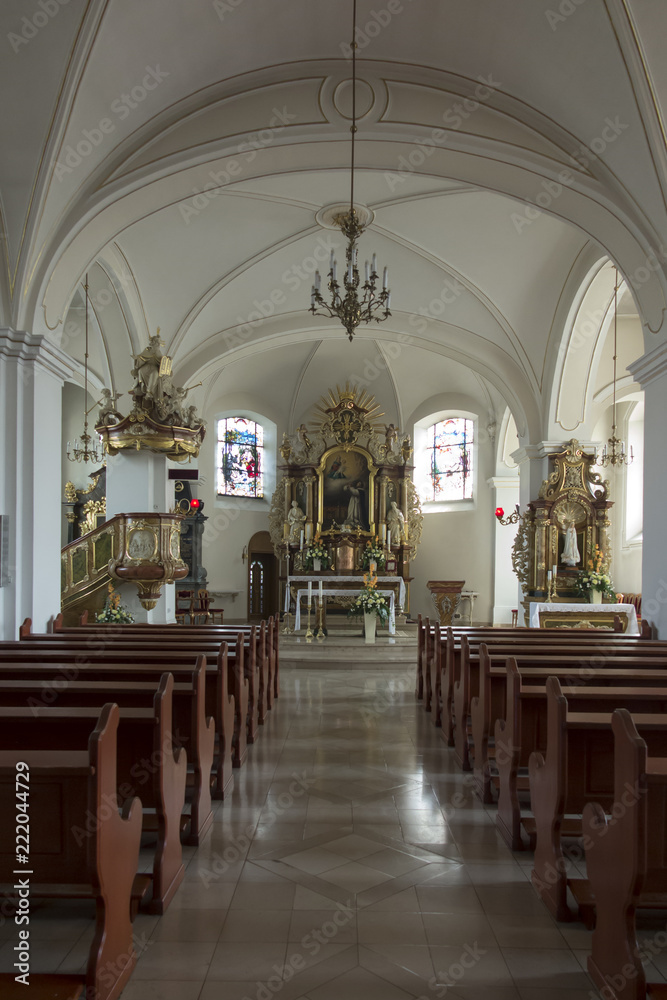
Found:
[348,570,390,643]
[95,582,135,623]
[304,534,330,572]
[360,537,386,574]
[574,546,615,604]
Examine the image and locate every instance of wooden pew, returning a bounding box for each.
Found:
[48,614,280,705]
[0,703,143,1000]
[0,648,234,840]
[0,655,216,850]
[529,680,667,926]
[1,637,243,798]
[494,658,667,850]
[455,640,667,783]
[0,672,187,914]
[583,709,667,1000]
[18,625,257,750]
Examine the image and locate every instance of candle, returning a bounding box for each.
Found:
[380,524,386,542]
[547,570,552,582]
[371,253,377,273]
[365,261,369,282]
[332,261,337,281]
[299,529,304,550]
[319,580,323,600]
[308,581,312,602]
[553,564,557,578]
[329,249,335,270]
[347,262,353,283]
[382,267,388,288]
[284,584,290,613]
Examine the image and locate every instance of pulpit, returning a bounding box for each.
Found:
[427,580,466,626]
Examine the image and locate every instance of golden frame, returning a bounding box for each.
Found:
[316,445,376,534]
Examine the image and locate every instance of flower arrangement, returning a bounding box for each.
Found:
[95,582,135,623]
[304,534,330,570]
[360,537,386,570]
[347,571,390,623]
[574,545,616,601]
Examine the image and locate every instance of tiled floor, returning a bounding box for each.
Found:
[4,664,667,998]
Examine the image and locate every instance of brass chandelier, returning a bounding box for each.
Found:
[67,273,102,464]
[309,0,391,341]
[597,266,633,468]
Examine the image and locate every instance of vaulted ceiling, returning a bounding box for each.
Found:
[2,0,665,441]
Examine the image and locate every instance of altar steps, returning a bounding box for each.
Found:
[280,630,417,669]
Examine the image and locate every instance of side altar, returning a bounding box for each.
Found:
[268,385,423,619]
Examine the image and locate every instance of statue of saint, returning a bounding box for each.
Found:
[386,501,406,546]
[296,423,312,452]
[343,481,364,527]
[287,500,306,543]
[561,520,580,567]
[384,423,398,453]
[131,333,165,406]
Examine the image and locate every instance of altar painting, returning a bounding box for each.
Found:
[320,448,372,531]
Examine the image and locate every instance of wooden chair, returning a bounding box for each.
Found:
[194,589,224,624]
[175,590,194,624]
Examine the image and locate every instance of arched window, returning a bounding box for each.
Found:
[420,416,475,502]
[216,417,264,498]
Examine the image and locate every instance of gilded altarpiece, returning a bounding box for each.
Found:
[268,386,423,616]
[511,440,612,623]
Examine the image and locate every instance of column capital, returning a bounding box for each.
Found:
[628,339,667,388]
[486,476,520,490]
[0,328,79,383]
[511,440,599,465]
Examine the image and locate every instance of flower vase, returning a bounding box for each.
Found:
[590,589,603,604]
[313,558,321,572]
[364,612,377,644]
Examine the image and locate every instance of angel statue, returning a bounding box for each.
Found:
[96,388,124,426]
[296,423,313,453]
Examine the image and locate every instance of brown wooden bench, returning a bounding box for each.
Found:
[583,709,667,1000]
[50,613,280,706]
[19,624,257,748]
[455,639,667,780]
[529,680,667,926]
[0,672,187,914]
[0,655,216,850]
[494,658,667,850]
[0,703,144,1000]
[1,637,243,800]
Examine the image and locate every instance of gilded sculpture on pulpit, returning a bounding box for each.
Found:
[96,331,206,462]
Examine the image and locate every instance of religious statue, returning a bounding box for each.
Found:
[561,520,580,567]
[384,423,398,454]
[343,481,364,527]
[386,501,406,546]
[401,434,413,463]
[296,423,312,453]
[131,332,166,407]
[279,433,292,462]
[287,500,306,543]
[97,388,124,426]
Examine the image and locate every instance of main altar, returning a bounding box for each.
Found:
[268,385,423,623]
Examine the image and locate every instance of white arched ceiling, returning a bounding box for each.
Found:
[4,0,667,448]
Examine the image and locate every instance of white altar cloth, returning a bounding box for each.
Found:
[293,588,396,634]
[529,602,639,634]
[288,574,406,608]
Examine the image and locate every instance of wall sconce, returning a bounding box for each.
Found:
[495,504,521,526]
[242,545,248,563]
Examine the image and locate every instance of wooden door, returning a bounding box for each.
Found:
[247,531,278,621]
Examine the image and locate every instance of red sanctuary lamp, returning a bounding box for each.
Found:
[495,504,520,526]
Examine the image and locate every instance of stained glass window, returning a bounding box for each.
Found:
[423,418,474,501]
[216,417,264,498]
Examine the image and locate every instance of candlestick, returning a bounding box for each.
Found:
[305,598,313,642]
[319,580,323,600]
[300,529,304,550]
